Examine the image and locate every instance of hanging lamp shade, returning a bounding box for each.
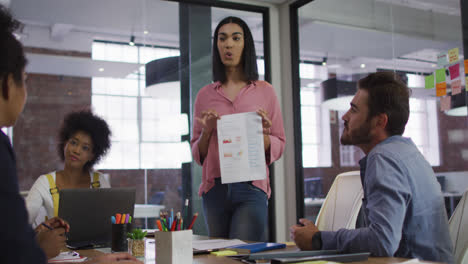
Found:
[321,78,357,111]
[144,56,191,165]
[445,89,467,116]
[145,56,180,99]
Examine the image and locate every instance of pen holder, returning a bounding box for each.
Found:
[155,229,192,264]
[111,223,131,252]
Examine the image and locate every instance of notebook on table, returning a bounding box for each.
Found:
[226,242,286,254]
[270,252,370,263]
[58,187,136,249]
[241,250,340,261]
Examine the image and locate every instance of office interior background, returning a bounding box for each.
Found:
[3,0,467,242]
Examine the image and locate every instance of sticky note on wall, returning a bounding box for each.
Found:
[452,79,461,95]
[440,96,451,111]
[436,82,447,97]
[435,69,446,83]
[449,63,460,80]
[425,74,434,89]
[438,53,448,67]
[448,48,459,64]
[466,76,468,91]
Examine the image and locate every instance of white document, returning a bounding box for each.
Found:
[217,112,266,184]
[48,251,87,263]
[192,239,246,250]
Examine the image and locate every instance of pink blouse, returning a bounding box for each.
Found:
[191,80,286,198]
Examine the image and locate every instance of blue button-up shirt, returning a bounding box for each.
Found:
[321,136,453,263]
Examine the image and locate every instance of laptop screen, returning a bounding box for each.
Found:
[58,187,136,248]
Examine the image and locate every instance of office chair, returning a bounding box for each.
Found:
[449,188,468,264]
[315,170,363,231]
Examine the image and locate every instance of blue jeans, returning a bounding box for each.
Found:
[202,178,268,241]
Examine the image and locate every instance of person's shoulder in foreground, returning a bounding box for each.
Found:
[0,132,48,263]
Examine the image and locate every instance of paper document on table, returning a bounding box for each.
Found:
[217,112,266,184]
[193,239,246,250]
[48,251,87,263]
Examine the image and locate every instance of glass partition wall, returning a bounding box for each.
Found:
[291,0,467,221]
[10,0,271,237]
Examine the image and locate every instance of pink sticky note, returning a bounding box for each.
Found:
[440,96,451,111]
[452,79,462,95]
[449,64,460,80]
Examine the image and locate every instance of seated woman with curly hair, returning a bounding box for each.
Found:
[26,110,112,225]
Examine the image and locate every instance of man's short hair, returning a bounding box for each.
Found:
[358,72,410,136]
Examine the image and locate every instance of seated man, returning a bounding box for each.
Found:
[291,72,453,263]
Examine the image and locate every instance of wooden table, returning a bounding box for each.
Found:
[77,235,437,264]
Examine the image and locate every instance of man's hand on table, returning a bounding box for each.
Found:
[290,218,321,250]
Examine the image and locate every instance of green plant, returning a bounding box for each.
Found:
[127,228,147,240]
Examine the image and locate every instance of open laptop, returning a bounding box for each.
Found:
[58,187,136,249]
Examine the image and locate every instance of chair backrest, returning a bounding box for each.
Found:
[449,188,468,264]
[315,171,363,231]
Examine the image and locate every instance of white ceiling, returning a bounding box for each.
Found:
[8,0,465,77]
[10,0,263,78]
[298,0,463,74]
[376,0,461,16]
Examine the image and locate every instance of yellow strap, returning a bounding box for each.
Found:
[91,172,101,188]
[46,174,59,217]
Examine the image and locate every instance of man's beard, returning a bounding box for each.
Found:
[340,121,372,146]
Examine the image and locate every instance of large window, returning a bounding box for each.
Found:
[91,41,190,169]
[300,63,331,167]
[294,0,463,221]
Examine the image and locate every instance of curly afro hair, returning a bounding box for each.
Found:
[58,110,111,171]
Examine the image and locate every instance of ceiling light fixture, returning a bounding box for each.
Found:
[360,64,366,68]
[98,68,104,72]
[145,56,192,164]
[321,78,357,111]
[145,56,180,99]
[129,35,135,46]
[143,30,149,35]
[322,57,327,66]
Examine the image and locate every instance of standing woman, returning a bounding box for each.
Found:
[26,110,112,225]
[191,16,285,241]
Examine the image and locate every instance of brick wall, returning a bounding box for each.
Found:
[14,73,92,189]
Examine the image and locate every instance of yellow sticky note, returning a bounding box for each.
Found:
[210,250,238,257]
[284,241,297,246]
[466,76,468,91]
[448,47,459,64]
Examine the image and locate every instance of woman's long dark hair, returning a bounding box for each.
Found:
[0,5,27,100]
[212,16,258,83]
